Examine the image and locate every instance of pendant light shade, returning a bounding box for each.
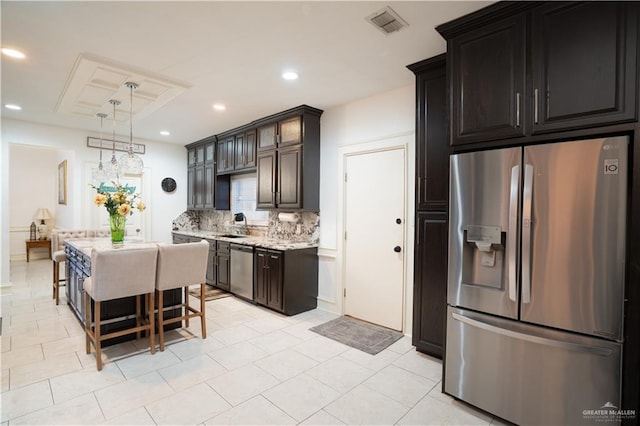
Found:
[118,82,144,175]
[91,112,108,184]
[103,99,121,181]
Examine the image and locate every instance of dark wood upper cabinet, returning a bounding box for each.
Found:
[449,13,526,145]
[258,123,277,151]
[186,105,321,211]
[256,151,276,209]
[217,137,235,173]
[278,116,302,147]
[438,1,638,147]
[408,55,449,211]
[531,2,638,134]
[277,145,302,209]
[255,105,322,211]
[232,130,257,171]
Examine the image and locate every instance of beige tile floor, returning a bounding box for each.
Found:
[1,259,504,425]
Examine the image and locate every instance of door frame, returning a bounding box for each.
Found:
[336,132,413,332]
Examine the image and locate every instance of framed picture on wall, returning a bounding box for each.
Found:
[58,160,67,205]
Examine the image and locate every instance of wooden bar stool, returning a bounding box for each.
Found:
[155,240,209,351]
[84,246,158,371]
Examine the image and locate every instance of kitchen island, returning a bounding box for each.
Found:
[65,238,181,346]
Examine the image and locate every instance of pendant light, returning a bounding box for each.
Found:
[117,82,144,175]
[91,112,108,184]
[103,99,120,181]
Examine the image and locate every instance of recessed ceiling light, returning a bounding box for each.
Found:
[282,71,299,80]
[1,48,26,59]
[5,104,22,110]
[160,130,170,136]
[213,104,226,111]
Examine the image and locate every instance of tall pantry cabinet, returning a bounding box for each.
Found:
[407,54,448,359]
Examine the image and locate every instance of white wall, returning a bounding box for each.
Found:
[318,84,416,335]
[8,145,59,260]
[1,119,187,264]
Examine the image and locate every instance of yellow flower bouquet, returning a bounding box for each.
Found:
[91,182,146,243]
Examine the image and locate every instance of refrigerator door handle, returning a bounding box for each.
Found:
[451,312,613,356]
[508,165,520,302]
[522,164,534,304]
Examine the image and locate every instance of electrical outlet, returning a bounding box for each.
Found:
[296,224,301,234]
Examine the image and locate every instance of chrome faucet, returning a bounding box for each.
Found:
[234,212,247,234]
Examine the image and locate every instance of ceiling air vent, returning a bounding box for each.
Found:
[367,6,409,35]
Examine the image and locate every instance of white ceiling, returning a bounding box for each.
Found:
[1,1,491,145]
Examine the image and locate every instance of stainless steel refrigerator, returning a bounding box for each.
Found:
[445,136,628,425]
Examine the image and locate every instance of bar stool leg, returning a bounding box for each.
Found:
[149,290,156,354]
[200,283,207,338]
[85,291,91,354]
[95,301,102,371]
[158,289,165,351]
[184,286,190,328]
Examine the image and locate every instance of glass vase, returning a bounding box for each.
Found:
[109,213,126,244]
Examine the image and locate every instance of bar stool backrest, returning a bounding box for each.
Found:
[155,240,209,291]
[87,247,158,302]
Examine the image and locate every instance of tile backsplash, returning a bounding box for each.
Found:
[173,210,319,243]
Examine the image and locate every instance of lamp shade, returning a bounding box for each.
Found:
[33,208,52,222]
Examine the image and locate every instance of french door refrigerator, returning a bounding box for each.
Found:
[445,136,628,425]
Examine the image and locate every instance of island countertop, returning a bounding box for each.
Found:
[65,237,157,257]
[172,230,318,251]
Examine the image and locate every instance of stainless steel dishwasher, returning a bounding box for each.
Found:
[230,243,254,301]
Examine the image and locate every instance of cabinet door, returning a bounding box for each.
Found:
[187,167,195,209]
[267,251,283,311]
[195,145,205,165]
[531,2,638,134]
[203,163,215,209]
[194,165,204,208]
[450,13,526,145]
[278,116,302,147]
[217,254,230,291]
[217,138,234,173]
[206,247,216,285]
[254,249,268,305]
[413,211,448,358]
[234,134,245,169]
[416,61,448,210]
[257,151,276,208]
[244,129,256,168]
[258,123,277,151]
[277,145,302,209]
[205,142,215,164]
[188,148,196,167]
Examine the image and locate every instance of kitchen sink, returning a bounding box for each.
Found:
[220,234,247,239]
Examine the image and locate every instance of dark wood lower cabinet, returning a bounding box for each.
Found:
[216,243,230,292]
[413,212,448,358]
[254,247,317,315]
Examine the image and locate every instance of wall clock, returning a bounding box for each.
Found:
[161,177,177,193]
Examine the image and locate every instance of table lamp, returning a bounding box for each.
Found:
[33,208,52,240]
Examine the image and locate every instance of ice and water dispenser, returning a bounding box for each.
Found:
[461,225,505,290]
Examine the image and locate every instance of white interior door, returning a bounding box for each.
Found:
[344,147,405,331]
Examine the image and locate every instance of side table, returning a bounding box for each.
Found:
[26,239,52,262]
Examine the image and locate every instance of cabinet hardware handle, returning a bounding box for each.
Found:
[516,92,521,127]
[534,89,539,124]
[417,177,422,202]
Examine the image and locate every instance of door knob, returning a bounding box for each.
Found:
[396,218,402,224]
[394,246,402,253]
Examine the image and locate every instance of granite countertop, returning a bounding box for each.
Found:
[172,230,318,251]
[65,237,153,257]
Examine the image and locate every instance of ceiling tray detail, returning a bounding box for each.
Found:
[55,52,192,122]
